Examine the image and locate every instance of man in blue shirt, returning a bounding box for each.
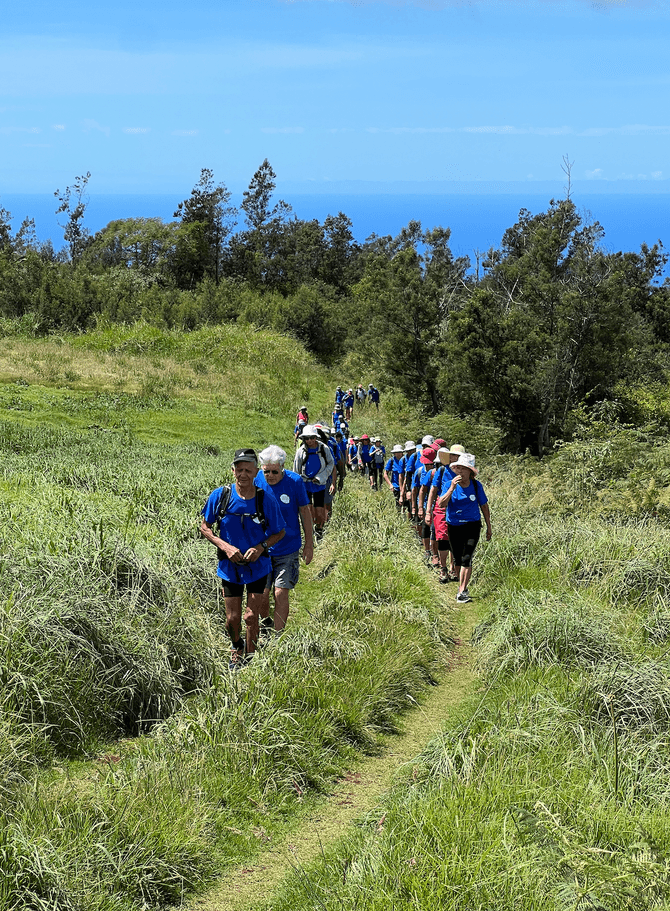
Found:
[201,448,286,668]
[255,445,314,634]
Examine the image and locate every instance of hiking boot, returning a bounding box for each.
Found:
[438,567,449,584]
[456,591,472,604]
[229,638,246,670]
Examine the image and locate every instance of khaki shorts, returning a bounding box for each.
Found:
[269,551,301,590]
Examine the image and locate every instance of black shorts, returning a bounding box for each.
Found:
[447,521,481,568]
[421,520,431,540]
[222,575,268,599]
[308,489,326,508]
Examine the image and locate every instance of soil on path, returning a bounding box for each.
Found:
[183,601,481,911]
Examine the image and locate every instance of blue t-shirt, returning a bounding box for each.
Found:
[404,452,418,478]
[359,443,372,465]
[431,464,457,496]
[385,457,404,489]
[202,484,285,584]
[255,469,310,557]
[446,479,488,525]
[412,466,433,510]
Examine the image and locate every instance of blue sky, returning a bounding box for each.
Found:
[1,0,669,195]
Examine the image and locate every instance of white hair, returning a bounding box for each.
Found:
[259,445,287,467]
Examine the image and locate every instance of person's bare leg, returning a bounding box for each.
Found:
[273,587,290,632]
[244,592,264,655]
[459,565,472,595]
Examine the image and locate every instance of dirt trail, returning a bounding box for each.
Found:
[183,600,481,911]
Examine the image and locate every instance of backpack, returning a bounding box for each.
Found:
[214,484,268,560]
[300,443,330,481]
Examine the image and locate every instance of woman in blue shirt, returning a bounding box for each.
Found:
[437,453,492,604]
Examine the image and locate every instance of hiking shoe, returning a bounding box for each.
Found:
[438,567,449,584]
[456,591,472,603]
[448,572,459,582]
[259,616,274,641]
[229,639,246,670]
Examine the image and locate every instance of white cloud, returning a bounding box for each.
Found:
[651,170,663,179]
[172,129,198,136]
[0,126,40,134]
[261,127,305,134]
[82,119,110,136]
[52,124,66,131]
[123,127,151,134]
[585,168,605,179]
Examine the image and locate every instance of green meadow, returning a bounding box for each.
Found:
[2,321,670,910]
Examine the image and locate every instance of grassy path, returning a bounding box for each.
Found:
[183,598,483,911]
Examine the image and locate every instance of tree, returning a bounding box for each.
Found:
[352,221,469,412]
[231,159,292,289]
[54,172,91,263]
[173,168,236,287]
[447,198,662,455]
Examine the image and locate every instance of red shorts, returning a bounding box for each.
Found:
[433,505,448,541]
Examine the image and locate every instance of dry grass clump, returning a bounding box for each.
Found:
[579,660,670,733]
[473,590,628,678]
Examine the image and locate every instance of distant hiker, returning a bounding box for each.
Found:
[399,441,417,518]
[358,433,374,486]
[344,389,354,421]
[369,385,380,409]
[295,406,309,442]
[437,453,492,603]
[348,436,360,472]
[255,445,314,635]
[369,437,386,491]
[335,385,344,406]
[356,384,367,407]
[293,425,335,540]
[200,448,286,669]
[384,444,405,508]
[334,430,347,490]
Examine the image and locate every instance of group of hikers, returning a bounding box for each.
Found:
[200,384,491,670]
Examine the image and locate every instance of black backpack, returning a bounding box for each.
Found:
[214,484,268,560]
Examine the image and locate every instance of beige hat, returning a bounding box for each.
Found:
[451,453,478,476]
[436,447,451,466]
[450,444,466,456]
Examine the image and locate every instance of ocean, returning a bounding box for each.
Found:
[2,191,668,276]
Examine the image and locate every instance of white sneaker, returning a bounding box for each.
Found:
[456,591,472,603]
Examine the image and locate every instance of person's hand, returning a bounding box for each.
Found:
[486,527,492,542]
[227,545,245,563]
[452,475,462,487]
[425,510,432,524]
[244,544,263,563]
[302,543,314,565]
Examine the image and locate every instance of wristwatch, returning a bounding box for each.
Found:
[260,540,269,554]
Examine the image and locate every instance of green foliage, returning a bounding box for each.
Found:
[446,199,666,455]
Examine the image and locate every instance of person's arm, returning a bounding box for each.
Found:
[200,519,245,563]
[243,527,285,563]
[481,502,492,541]
[299,503,314,564]
[383,467,393,490]
[437,475,461,509]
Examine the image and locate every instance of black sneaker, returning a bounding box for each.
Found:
[259,617,274,642]
[456,591,472,604]
[229,638,246,670]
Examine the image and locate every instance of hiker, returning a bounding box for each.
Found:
[384,444,405,508]
[255,445,314,635]
[335,385,344,406]
[369,437,386,491]
[413,442,438,563]
[437,453,492,603]
[399,441,417,517]
[356,384,367,407]
[295,406,309,443]
[347,436,360,472]
[344,389,354,421]
[200,448,286,669]
[334,430,347,490]
[293,425,335,539]
[358,433,374,485]
[369,385,380,409]
[425,444,465,583]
